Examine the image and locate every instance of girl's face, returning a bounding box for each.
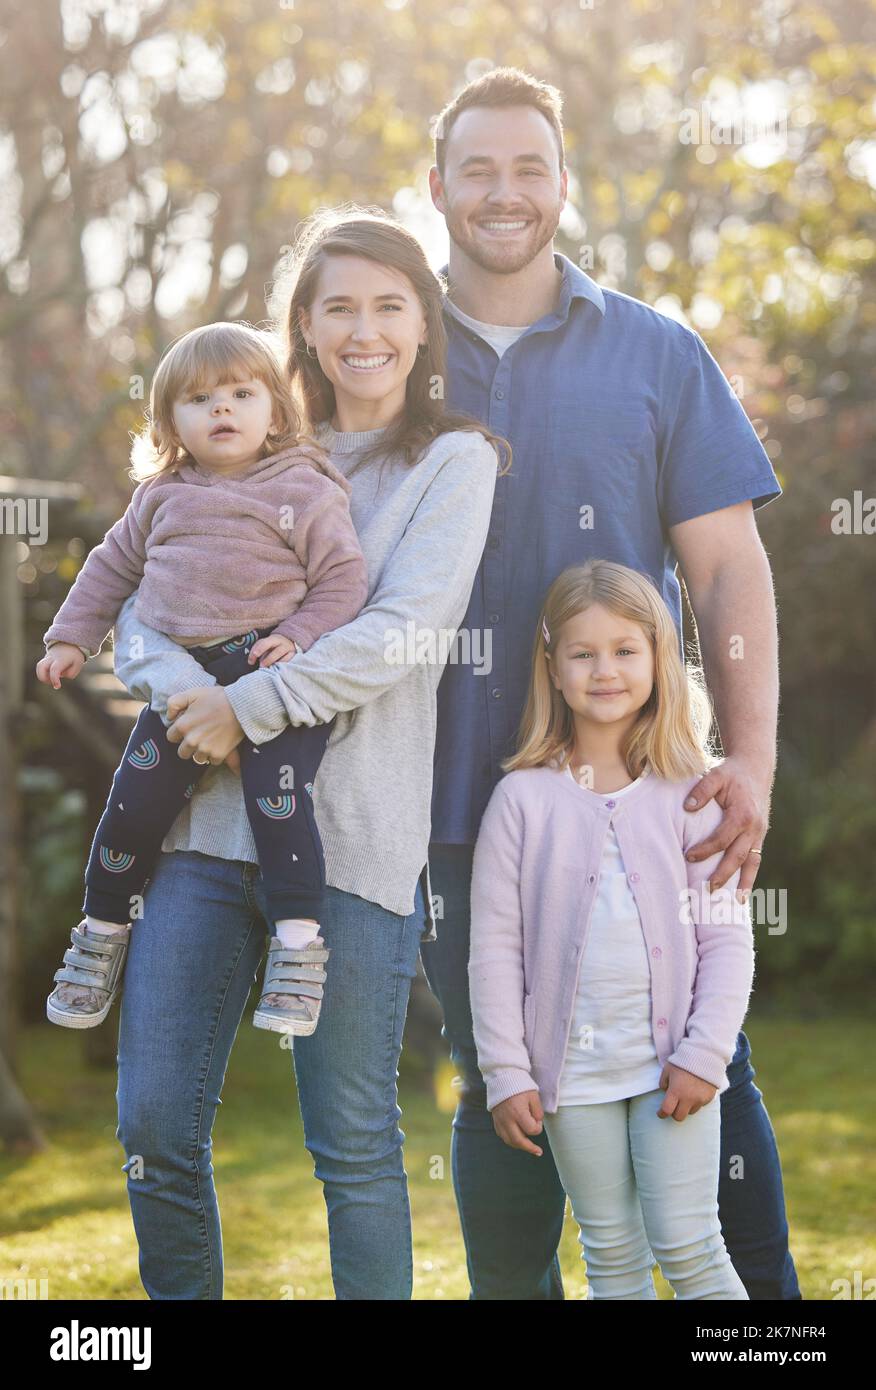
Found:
[547,602,655,729]
[298,254,427,429]
[172,372,276,472]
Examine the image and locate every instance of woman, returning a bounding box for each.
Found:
[110,206,511,1299]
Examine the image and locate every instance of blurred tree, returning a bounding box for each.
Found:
[0,0,873,1071]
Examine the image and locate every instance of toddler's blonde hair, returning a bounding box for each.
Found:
[129,321,321,482]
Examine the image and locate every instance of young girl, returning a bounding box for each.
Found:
[37,320,369,1036]
[468,558,755,1300]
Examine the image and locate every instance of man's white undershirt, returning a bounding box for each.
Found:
[446,301,530,359]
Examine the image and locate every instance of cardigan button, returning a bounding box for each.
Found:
[588,874,596,885]
[651,946,662,959]
[605,799,616,809]
[657,1017,667,1028]
[630,871,640,883]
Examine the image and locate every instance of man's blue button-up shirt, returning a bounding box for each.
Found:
[430,252,782,844]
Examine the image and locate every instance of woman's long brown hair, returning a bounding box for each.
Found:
[267,203,512,476]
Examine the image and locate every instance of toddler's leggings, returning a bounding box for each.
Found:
[542,1088,749,1299]
[82,626,334,928]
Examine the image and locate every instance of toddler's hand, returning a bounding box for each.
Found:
[247,634,298,668]
[36,643,85,689]
[657,1062,718,1121]
[492,1090,544,1156]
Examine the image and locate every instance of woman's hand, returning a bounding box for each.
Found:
[165,686,246,770]
[36,643,85,688]
[657,1063,718,1121]
[247,634,297,667]
[492,1090,544,1156]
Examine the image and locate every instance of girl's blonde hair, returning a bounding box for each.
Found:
[129,321,320,482]
[267,204,512,476]
[503,559,719,782]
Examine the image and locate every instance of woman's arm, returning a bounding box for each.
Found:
[112,591,217,727]
[669,797,755,1088]
[468,783,537,1112]
[222,435,499,744]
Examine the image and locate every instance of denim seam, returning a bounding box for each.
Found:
[189,868,263,1299]
[383,911,417,1295]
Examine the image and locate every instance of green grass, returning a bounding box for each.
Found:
[1,1016,873,1300]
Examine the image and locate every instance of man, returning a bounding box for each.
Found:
[419,66,800,1300]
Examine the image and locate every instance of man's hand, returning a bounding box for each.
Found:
[36,643,85,688]
[683,755,771,900]
[492,1090,544,1156]
[165,686,245,769]
[657,1063,718,1121]
[247,634,297,667]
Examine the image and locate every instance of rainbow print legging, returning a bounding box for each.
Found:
[83,626,335,927]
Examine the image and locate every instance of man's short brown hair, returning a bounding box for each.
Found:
[432,67,565,179]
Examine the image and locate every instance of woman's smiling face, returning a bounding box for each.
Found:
[298,254,427,428]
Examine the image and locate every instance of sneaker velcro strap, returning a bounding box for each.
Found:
[274,962,327,980]
[268,943,329,962]
[60,949,105,977]
[68,934,115,960]
[53,965,109,989]
[264,962,327,986]
[261,980,324,999]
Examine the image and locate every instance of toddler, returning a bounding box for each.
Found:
[37,321,369,1036]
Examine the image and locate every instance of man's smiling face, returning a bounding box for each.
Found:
[431,105,568,274]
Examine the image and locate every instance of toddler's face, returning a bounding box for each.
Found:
[172,374,276,472]
[547,603,655,731]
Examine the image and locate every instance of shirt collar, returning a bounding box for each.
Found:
[438,251,606,331]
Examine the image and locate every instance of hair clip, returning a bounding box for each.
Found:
[541,616,550,645]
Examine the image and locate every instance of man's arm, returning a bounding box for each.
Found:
[670,795,755,1088]
[669,499,779,893]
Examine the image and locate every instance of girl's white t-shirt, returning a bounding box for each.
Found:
[556,765,665,1106]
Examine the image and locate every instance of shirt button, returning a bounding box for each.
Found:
[630,872,640,883]
[605,799,616,809]
[495,388,505,399]
[488,612,500,623]
[490,688,503,699]
[651,947,662,959]
[657,1018,667,1028]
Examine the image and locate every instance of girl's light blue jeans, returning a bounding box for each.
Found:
[115,847,424,1299]
[542,1090,750,1300]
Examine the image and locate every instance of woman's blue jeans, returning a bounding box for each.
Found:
[421,843,802,1301]
[115,847,424,1299]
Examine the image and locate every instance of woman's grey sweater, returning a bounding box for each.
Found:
[111,420,499,937]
